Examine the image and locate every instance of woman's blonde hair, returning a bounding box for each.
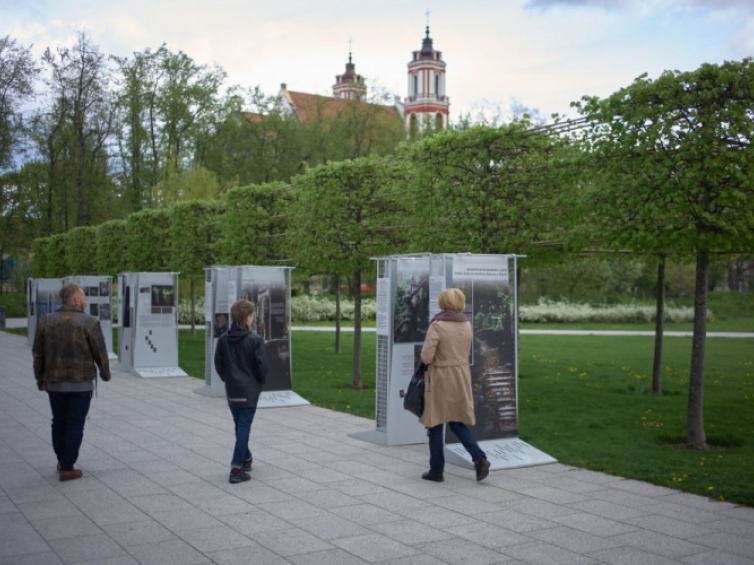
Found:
[437,288,466,312]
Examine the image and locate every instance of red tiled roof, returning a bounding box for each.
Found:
[287,91,400,125]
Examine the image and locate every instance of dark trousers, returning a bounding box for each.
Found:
[428,421,486,473]
[48,391,92,471]
[229,406,256,468]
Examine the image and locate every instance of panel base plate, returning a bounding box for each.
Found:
[445,438,557,471]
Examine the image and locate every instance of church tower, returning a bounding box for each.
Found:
[333,52,367,100]
[404,26,449,133]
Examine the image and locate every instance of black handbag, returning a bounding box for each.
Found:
[403,361,427,418]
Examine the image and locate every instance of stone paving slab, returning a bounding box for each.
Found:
[1,330,753,564]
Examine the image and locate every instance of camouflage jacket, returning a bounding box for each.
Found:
[33,305,111,387]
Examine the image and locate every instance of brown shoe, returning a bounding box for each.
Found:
[59,468,83,482]
[474,458,490,482]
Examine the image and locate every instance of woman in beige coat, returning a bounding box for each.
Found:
[420,288,490,482]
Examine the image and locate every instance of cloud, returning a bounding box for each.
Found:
[688,0,754,14]
[524,0,634,11]
[732,18,754,57]
[526,0,754,15]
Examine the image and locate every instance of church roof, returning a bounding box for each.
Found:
[285,90,401,125]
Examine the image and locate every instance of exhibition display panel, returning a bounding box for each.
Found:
[26,278,63,345]
[351,254,430,446]
[198,265,309,408]
[430,253,556,471]
[69,276,117,360]
[196,266,230,398]
[117,272,187,378]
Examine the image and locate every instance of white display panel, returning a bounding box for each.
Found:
[71,276,116,360]
[197,265,308,407]
[116,272,187,378]
[352,255,430,446]
[27,278,63,346]
[430,254,556,471]
[195,266,229,398]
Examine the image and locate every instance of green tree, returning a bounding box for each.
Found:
[65,226,97,275]
[96,219,127,277]
[169,199,224,333]
[113,45,225,209]
[405,122,569,257]
[41,32,114,228]
[125,209,170,271]
[199,88,307,186]
[220,181,292,264]
[31,237,51,278]
[0,36,39,171]
[576,59,754,448]
[291,157,406,388]
[47,233,68,277]
[112,49,155,212]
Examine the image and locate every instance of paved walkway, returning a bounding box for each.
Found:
[1,331,753,565]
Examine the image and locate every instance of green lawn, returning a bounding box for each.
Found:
[6,324,752,505]
[516,335,754,506]
[519,320,753,332]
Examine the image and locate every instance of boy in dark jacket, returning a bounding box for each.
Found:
[214,299,269,484]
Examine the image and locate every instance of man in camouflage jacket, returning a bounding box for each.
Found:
[33,281,111,481]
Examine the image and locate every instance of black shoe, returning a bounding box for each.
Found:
[421,470,444,482]
[475,457,490,482]
[229,468,251,484]
[242,458,252,472]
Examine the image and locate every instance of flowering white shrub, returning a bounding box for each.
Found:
[177,296,206,324]
[291,296,377,322]
[519,298,710,323]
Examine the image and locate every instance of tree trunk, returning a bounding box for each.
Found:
[351,268,363,389]
[334,274,341,354]
[686,248,709,449]
[652,254,666,395]
[190,277,196,337]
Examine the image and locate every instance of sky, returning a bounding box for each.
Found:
[2,0,753,121]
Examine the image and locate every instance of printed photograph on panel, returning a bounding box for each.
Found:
[447,258,516,442]
[151,285,175,307]
[99,304,111,321]
[99,281,110,297]
[37,291,49,319]
[213,313,229,338]
[240,269,291,391]
[90,304,99,317]
[394,263,430,343]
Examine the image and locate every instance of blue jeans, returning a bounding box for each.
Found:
[428,422,486,474]
[48,391,92,471]
[229,406,256,468]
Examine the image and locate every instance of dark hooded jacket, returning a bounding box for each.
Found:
[214,324,269,408]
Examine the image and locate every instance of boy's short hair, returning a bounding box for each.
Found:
[59,282,83,305]
[230,299,256,326]
[437,288,466,312]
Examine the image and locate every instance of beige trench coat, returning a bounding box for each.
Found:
[419,320,475,428]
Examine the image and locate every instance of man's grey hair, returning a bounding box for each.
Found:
[59,282,83,305]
